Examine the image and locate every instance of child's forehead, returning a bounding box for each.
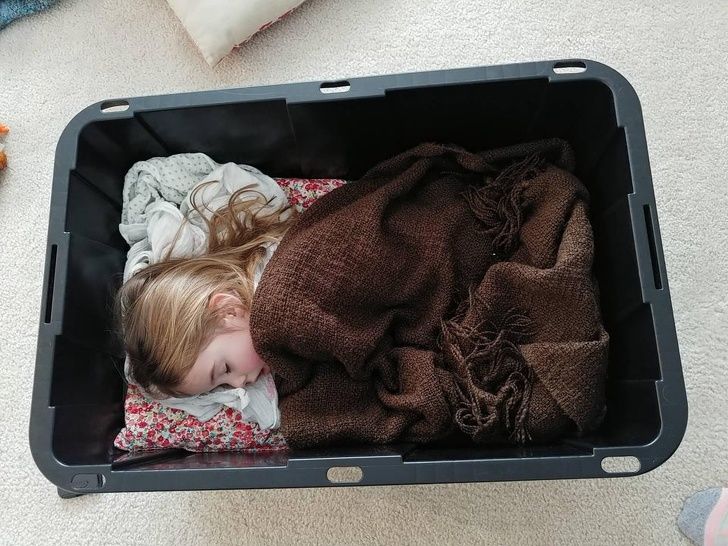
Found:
[204,328,243,353]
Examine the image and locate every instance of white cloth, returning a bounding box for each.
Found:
[167,0,308,66]
[120,155,289,282]
[120,153,287,427]
[157,372,281,429]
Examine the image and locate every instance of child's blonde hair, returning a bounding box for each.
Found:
[117,183,295,395]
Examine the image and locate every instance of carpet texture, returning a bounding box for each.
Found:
[0,0,726,544]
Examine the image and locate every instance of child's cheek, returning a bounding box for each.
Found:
[241,330,266,372]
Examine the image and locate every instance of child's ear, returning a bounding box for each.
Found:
[208,292,244,317]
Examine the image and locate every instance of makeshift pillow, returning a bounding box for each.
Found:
[115,177,345,452]
[114,384,287,452]
[167,0,307,66]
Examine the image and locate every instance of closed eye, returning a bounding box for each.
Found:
[224,363,230,374]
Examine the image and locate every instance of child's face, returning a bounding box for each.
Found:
[176,304,268,396]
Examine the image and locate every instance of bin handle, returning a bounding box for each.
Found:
[641,204,663,290]
[319,80,351,95]
[43,244,59,324]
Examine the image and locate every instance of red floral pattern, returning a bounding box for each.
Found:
[114,177,346,452]
[114,384,287,452]
[275,177,345,212]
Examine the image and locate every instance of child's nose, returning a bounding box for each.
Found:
[229,375,247,389]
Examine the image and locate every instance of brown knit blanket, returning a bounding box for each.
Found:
[250,139,608,448]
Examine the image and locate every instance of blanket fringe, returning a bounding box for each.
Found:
[464,153,545,258]
[441,304,535,444]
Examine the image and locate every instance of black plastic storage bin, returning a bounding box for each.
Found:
[31,60,687,496]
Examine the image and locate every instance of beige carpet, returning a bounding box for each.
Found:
[1,0,726,544]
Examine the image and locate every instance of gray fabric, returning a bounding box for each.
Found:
[121,153,218,228]
[157,372,280,428]
[119,159,287,282]
[678,487,722,545]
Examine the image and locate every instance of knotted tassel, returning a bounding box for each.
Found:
[441,306,535,444]
[463,153,545,257]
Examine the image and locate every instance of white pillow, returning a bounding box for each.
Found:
[167,0,307,66]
